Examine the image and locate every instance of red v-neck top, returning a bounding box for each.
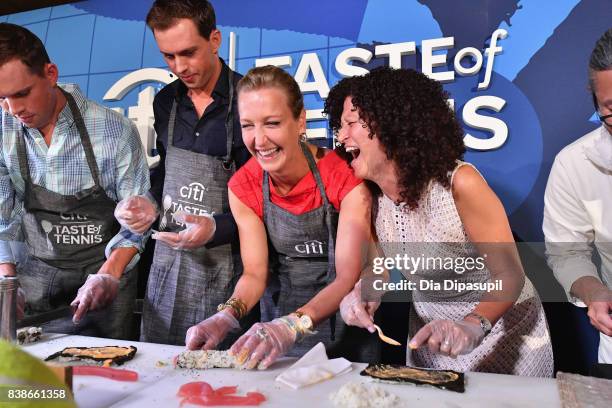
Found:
[228,150,362,219]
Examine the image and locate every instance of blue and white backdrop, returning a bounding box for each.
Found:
[3,0,611,241]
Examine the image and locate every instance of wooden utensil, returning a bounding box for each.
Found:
[373,324,401,346]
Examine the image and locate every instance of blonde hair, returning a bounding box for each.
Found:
[237,65,304,119]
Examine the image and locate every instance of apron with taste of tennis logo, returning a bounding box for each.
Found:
[17,90,119,269]
[16,89,134,339]
[141,72,256,346]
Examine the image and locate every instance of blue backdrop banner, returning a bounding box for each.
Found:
[3,0,611,241]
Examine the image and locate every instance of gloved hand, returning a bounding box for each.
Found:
[339,280,380,333]
[185,309,240,350]
[408,319,485,358]
[70,274,120,324]
[229,316,299,370]
[16,287,25,320]
[152,211,216,250]
[114,195,159,234]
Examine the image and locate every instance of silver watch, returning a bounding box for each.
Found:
[293,311,314,332]
[465,312,492,336]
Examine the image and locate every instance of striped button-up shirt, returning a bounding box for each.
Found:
[0,84,150,267]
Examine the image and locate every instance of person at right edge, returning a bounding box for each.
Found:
[115,0,257,346]
[543,28,612,364]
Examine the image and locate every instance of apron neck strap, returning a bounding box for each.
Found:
[15,131,31,184]
[168,98,178,147]
[63,89,102,188]
[222,69,235,168]
[262,167,271,204]
[299,141,331,207]
[15,88,103,188]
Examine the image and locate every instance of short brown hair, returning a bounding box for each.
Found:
[237,65,304,119]
[146,0,216,39]
[0,23,50,76]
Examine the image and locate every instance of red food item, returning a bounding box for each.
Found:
[177,382,266,406]
[214,393,266,405]
[178,382,214,398]
[73,366,138,382]
[180,396,207,407]
[214,386,238,396]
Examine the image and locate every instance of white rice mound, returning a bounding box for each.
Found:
[330,381,401,407]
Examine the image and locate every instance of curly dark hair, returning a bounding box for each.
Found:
[324,75,359,133]
[326,67,465,210]
[323,75,360,162]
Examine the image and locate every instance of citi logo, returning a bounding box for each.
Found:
[60,213,89,221]
[180,182,208,202]
[295,240,325,255]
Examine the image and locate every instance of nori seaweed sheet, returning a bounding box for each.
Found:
[45,346,137,366]
[360,363,465,393]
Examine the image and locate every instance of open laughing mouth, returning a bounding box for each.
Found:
[256,146,280,160]
[345,146,360,161]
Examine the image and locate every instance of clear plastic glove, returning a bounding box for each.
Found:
[185,309,240,350]
[152,211,216,250]
[408,319,485,358]
[70,274,120,324]
[114,195,159,234]
[339,280,380,333]
[16,287,25,320]
[229,316,298,370]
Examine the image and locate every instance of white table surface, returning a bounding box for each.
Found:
[23,333,562,408]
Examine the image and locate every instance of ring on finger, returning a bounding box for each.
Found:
[255,328,268,340]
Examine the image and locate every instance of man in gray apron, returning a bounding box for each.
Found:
[116,1,256,345]
[0,24,150,339]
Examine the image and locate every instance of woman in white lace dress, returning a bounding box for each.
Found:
[325,68,553,376]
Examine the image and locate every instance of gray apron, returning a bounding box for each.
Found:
[263,143,379,362]
[141,72,255,346]
[16,89,136,339]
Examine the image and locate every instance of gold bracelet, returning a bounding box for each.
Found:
[217,301,242,319]
[231,298,247,318]
[217,298,247,320]
[228,298,247,319]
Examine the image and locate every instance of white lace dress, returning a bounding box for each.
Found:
[375,162,553,377]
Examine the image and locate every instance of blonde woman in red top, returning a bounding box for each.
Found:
[183,65,378,369]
